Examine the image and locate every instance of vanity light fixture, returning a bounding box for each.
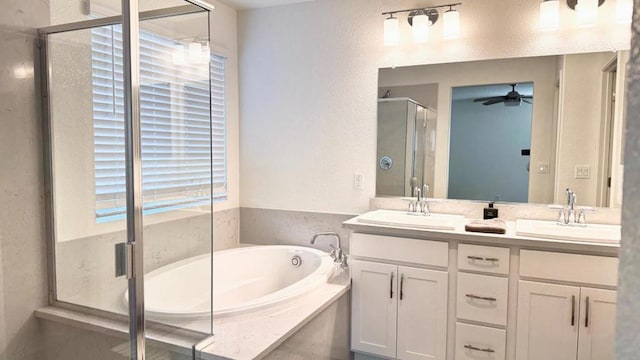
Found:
[539,0,560,30]
[172,39,210,65]
[616,0,633,23]
[384,14,400,46]
[411,10,431,43]
[566,0,604,27]
[443,6,461,39]
[382,2,462,45]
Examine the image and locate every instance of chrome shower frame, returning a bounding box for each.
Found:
[38,1,215,358]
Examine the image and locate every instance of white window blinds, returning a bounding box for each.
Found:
[91,25,227,222]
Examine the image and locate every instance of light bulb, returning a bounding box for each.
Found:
[383,16,399,46]
[576,0,599,27]
[188,42,201,62]
[200,42,210,65]
[172,45,185,66]
[616,0,632,23]
[539,0,560,31]
[412,13,430,43]
[443,9,461,39]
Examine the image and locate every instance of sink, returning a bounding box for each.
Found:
[357,209,464,231]
[515,219,620,243]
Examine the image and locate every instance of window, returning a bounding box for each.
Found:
[91,25,227,222]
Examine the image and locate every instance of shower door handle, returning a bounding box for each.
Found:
[115,242,133,279]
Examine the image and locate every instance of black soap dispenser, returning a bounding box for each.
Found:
[483,202,499,220]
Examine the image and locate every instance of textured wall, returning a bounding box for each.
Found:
[238,0,631,214]
[0,2,50,359]
[55,208,239,315]
[616,1,640,359]
[239,208,355,254]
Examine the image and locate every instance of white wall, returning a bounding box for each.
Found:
[555,52,617,206]
[449,97,533,203]
[0,2,50,359]
[238,0,630,214]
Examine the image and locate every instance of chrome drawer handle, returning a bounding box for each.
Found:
[464,344,495,353]
[465,293,497,302]
[467,255,499,262]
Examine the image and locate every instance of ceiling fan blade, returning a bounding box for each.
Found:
[474,96,505,102]
[521,95,533,99]
[483,98,505,105]
[522,99,532,104]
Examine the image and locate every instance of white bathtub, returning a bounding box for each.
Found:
[124,245,333,321]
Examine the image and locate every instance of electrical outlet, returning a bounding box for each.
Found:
[353,173,364,190]
[575,165,591,179]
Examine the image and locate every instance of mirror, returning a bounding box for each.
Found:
[377,51,628,208]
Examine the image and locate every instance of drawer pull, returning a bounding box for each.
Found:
[571,295,576,326]
[585,296,590,328]
[467,255,499,262]
[464,344,495,353]
[390,272,394,299]
[465,293,497,302]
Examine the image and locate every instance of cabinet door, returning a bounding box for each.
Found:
[397,266,448,360]
[577,288,617,360]
[516,281,580,360]
[351,259,398,358]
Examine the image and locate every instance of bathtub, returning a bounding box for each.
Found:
[124,245,333,321]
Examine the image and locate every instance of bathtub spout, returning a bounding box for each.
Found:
[311,232,347,267]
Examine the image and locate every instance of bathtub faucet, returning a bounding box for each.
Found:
[311,232,348,268]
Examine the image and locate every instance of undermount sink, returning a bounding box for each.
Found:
[357,209,464,231]
[515,219,621,243]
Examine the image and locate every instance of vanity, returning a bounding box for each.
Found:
[343,208,619,360]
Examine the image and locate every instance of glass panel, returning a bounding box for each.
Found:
[138,8,214,350]
[47,24,130,355]
[49,25,128,313]
[48,0,122,26]
[48,0,190,27]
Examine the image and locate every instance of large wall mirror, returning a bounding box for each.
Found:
[377,51,628,208]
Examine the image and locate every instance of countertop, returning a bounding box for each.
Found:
[343,214,620,255]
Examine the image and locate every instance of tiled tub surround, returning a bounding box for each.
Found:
[240,207,357,254]
[38,277,350,360]
[55,208,239,314]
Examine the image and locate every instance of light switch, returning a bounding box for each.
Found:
[575,165,591,179]
[353,173,364,190]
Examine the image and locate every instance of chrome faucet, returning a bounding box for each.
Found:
[553,188,592,226]
[408,184,430,216]
[566,188,577,224]
[311,232,348,267]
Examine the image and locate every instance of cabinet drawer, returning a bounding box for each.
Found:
[520,250,618,286]
[457,272,508,326]
[455,322,506,360]
[458,244,510,275]
[351,233,448,267]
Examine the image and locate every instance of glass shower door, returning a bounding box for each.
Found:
[41,1,215,358]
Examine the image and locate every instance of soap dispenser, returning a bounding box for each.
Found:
[483,202,499,220]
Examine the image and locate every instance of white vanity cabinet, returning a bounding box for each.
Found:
[516,251,618,360]
[350,233,449,360]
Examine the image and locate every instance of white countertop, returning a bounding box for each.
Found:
[343,214,620,255]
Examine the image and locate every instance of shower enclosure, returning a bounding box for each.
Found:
[40,0,218,358]
[376,98,437,198]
